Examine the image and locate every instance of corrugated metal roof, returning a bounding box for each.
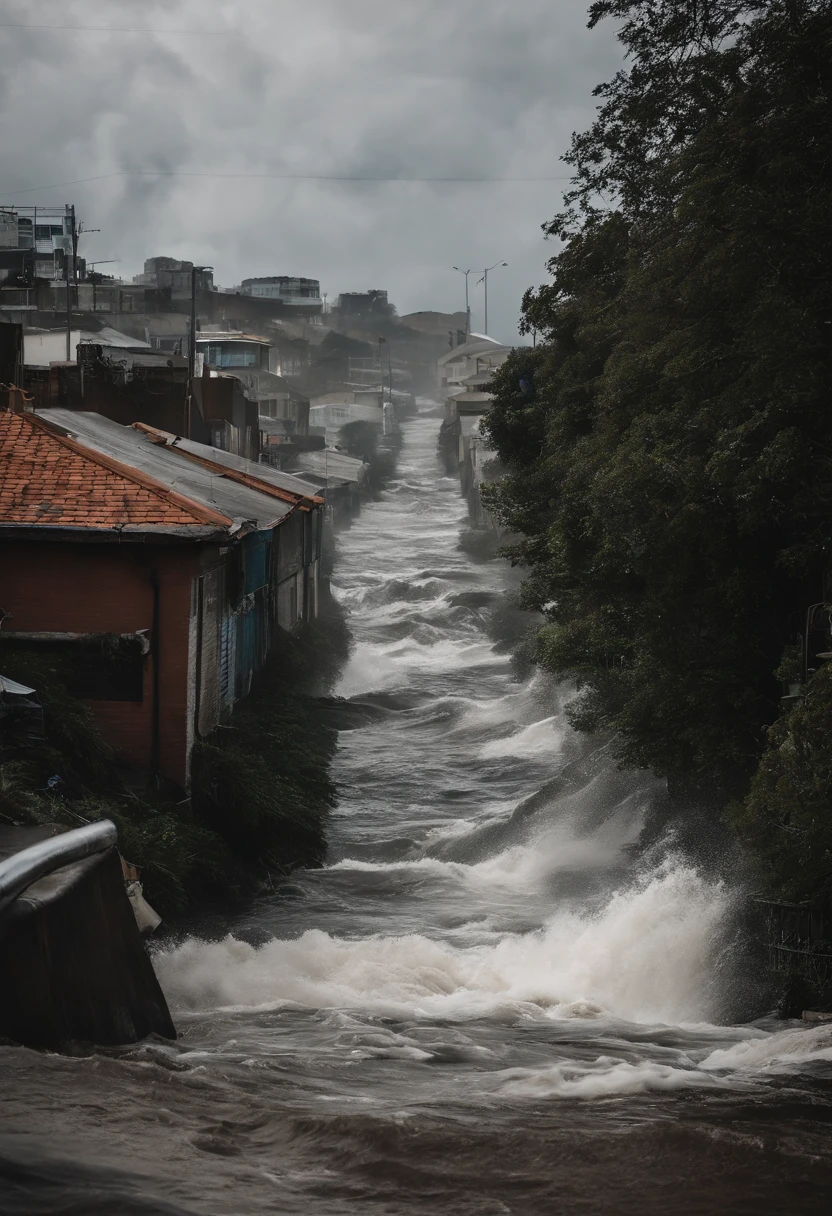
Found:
[195,332,271,346]
[92,327,152,349]
[140,430,321,499]
[437,337,510,366]
[452,391,494,405]
[84,346,188,370]
[0,675,37,697]
[40,411,292,530]
[309,403,383,425]
[289,448,366,484]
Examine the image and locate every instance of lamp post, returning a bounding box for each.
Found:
[452,266,472,335]
[476,261,508,336]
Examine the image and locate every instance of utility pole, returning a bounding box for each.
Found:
[70,205,77,287]
[452,267,472,335]
[87,260,118,313]
[477,261,508,336]
[187,265,213,438]
[72,216,100,306]
[64,256,72,362]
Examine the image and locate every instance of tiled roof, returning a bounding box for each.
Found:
[41,411,300,529]
[0,409,231,529]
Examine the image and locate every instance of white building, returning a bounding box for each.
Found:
[0,205,75,281]
[23,326,150,368]
[437,334,512,400]
[239,277,322,314]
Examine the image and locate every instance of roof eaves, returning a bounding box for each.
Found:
[132,423,325,511]
[0,523,228,543]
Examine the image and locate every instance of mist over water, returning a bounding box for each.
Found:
[4,406,832,1214]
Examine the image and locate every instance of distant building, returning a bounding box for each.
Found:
[0,205,77,282]
[336,289,393,318]
[196,331,271,371]
[239,276,322,315]
[196,331,310,447]
[134,258,214,298]
[23,325,150,369]
[0,205,81,316]
[284,447,368,525]
[436,335,512,491]
[437,334,511,399]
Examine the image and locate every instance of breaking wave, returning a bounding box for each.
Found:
[157,864,730,1027]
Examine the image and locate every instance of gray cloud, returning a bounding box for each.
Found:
[1,0,621,340]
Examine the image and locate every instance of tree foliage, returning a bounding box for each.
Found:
[482,0,832,841]
[734,665,832,902]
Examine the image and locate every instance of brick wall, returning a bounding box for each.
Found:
[0,541,201,787]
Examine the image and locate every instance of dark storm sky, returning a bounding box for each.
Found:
[0,1,621,340]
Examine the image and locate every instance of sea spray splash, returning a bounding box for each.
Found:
[156,862,730,1025]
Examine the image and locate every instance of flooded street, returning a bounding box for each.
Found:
[3,405,832,1215]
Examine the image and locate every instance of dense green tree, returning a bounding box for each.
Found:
[483,0,832,833]
[734,665,832,901]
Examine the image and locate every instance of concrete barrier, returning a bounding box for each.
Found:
[0,825,175,1049]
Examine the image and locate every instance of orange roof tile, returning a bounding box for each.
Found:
[0,410,232,530]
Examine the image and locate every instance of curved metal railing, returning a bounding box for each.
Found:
[0,820,117,916]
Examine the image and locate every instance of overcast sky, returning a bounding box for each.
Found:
[0,1,622,342]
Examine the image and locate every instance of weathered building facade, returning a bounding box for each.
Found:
[0,409,323,787]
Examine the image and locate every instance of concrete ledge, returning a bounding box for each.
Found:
[0,845,175,1048]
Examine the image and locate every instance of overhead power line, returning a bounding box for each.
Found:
[0,170,572,198]
[0,23,229,34]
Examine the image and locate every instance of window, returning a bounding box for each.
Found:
[206,344,258,368]
[221,349,258,367]
[3,639,145,702]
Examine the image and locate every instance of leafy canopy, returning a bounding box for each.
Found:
[483,0,832,822]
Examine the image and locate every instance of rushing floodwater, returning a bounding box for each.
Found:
[4,405,832,1215]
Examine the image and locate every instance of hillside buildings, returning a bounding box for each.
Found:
[240,276,322,316]
[133,258,214,297]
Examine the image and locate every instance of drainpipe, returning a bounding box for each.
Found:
[150,571,161,782]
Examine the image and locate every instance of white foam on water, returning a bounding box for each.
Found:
[491,1022,832,1101]
[329,806,642,891]
[700,1022,832,1073]
[336,638,506,697]
[156,863,730,1026]
[478,716,565,760]
[494,1057,734,1100]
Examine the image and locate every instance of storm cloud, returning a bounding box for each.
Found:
[1,1,621,340]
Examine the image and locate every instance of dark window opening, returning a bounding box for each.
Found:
[0,639,145,702]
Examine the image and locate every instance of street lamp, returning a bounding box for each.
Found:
[452,266,472,335]
[476,261,508,336]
